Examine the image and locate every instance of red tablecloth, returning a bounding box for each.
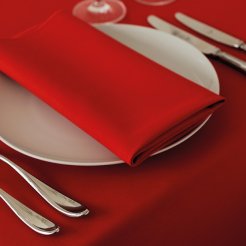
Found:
[0,0,245,245]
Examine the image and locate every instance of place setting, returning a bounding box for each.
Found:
[0,0,245,241]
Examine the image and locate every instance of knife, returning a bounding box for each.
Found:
[175,12,246,52]
[147,15,246,73]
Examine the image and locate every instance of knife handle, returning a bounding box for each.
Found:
[239,43,246,52]
[216,51,246,73]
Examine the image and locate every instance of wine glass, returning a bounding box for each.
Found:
[136,0,175,6]
[72,0,127,24]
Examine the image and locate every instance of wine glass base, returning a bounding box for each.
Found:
[136,0,175,6]
[73,0,127,24]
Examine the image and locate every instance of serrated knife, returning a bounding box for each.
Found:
[175,12,246,52]
[147,15,246,73]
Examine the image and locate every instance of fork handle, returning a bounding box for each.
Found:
[216,50,246,73]
[239,43,246,52]
[0,188,59,235]
[0,155,89,217]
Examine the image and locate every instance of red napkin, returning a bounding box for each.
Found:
[0,11,224,166]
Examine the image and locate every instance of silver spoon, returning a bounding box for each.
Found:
[0,155,89,217]
[0,188,59,235]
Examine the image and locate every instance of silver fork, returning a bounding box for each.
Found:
[0,155,89,217]
[0,188,59,235]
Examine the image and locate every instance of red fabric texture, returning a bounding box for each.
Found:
[0,0,245,245]
[0,11,223,166]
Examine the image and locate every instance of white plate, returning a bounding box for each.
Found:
[0,24,219,166]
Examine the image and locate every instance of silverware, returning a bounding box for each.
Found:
[147,15,246,73]
[175,12,246,52]
[0,188,59,235]
[0,155,89,217]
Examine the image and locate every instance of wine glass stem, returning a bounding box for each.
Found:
[94,0,103,5]
[88,0,111,14]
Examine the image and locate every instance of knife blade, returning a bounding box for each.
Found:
[147,15,246,73]
[175,12,246,52]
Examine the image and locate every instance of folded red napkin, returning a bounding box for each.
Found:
[0,11,224,166]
